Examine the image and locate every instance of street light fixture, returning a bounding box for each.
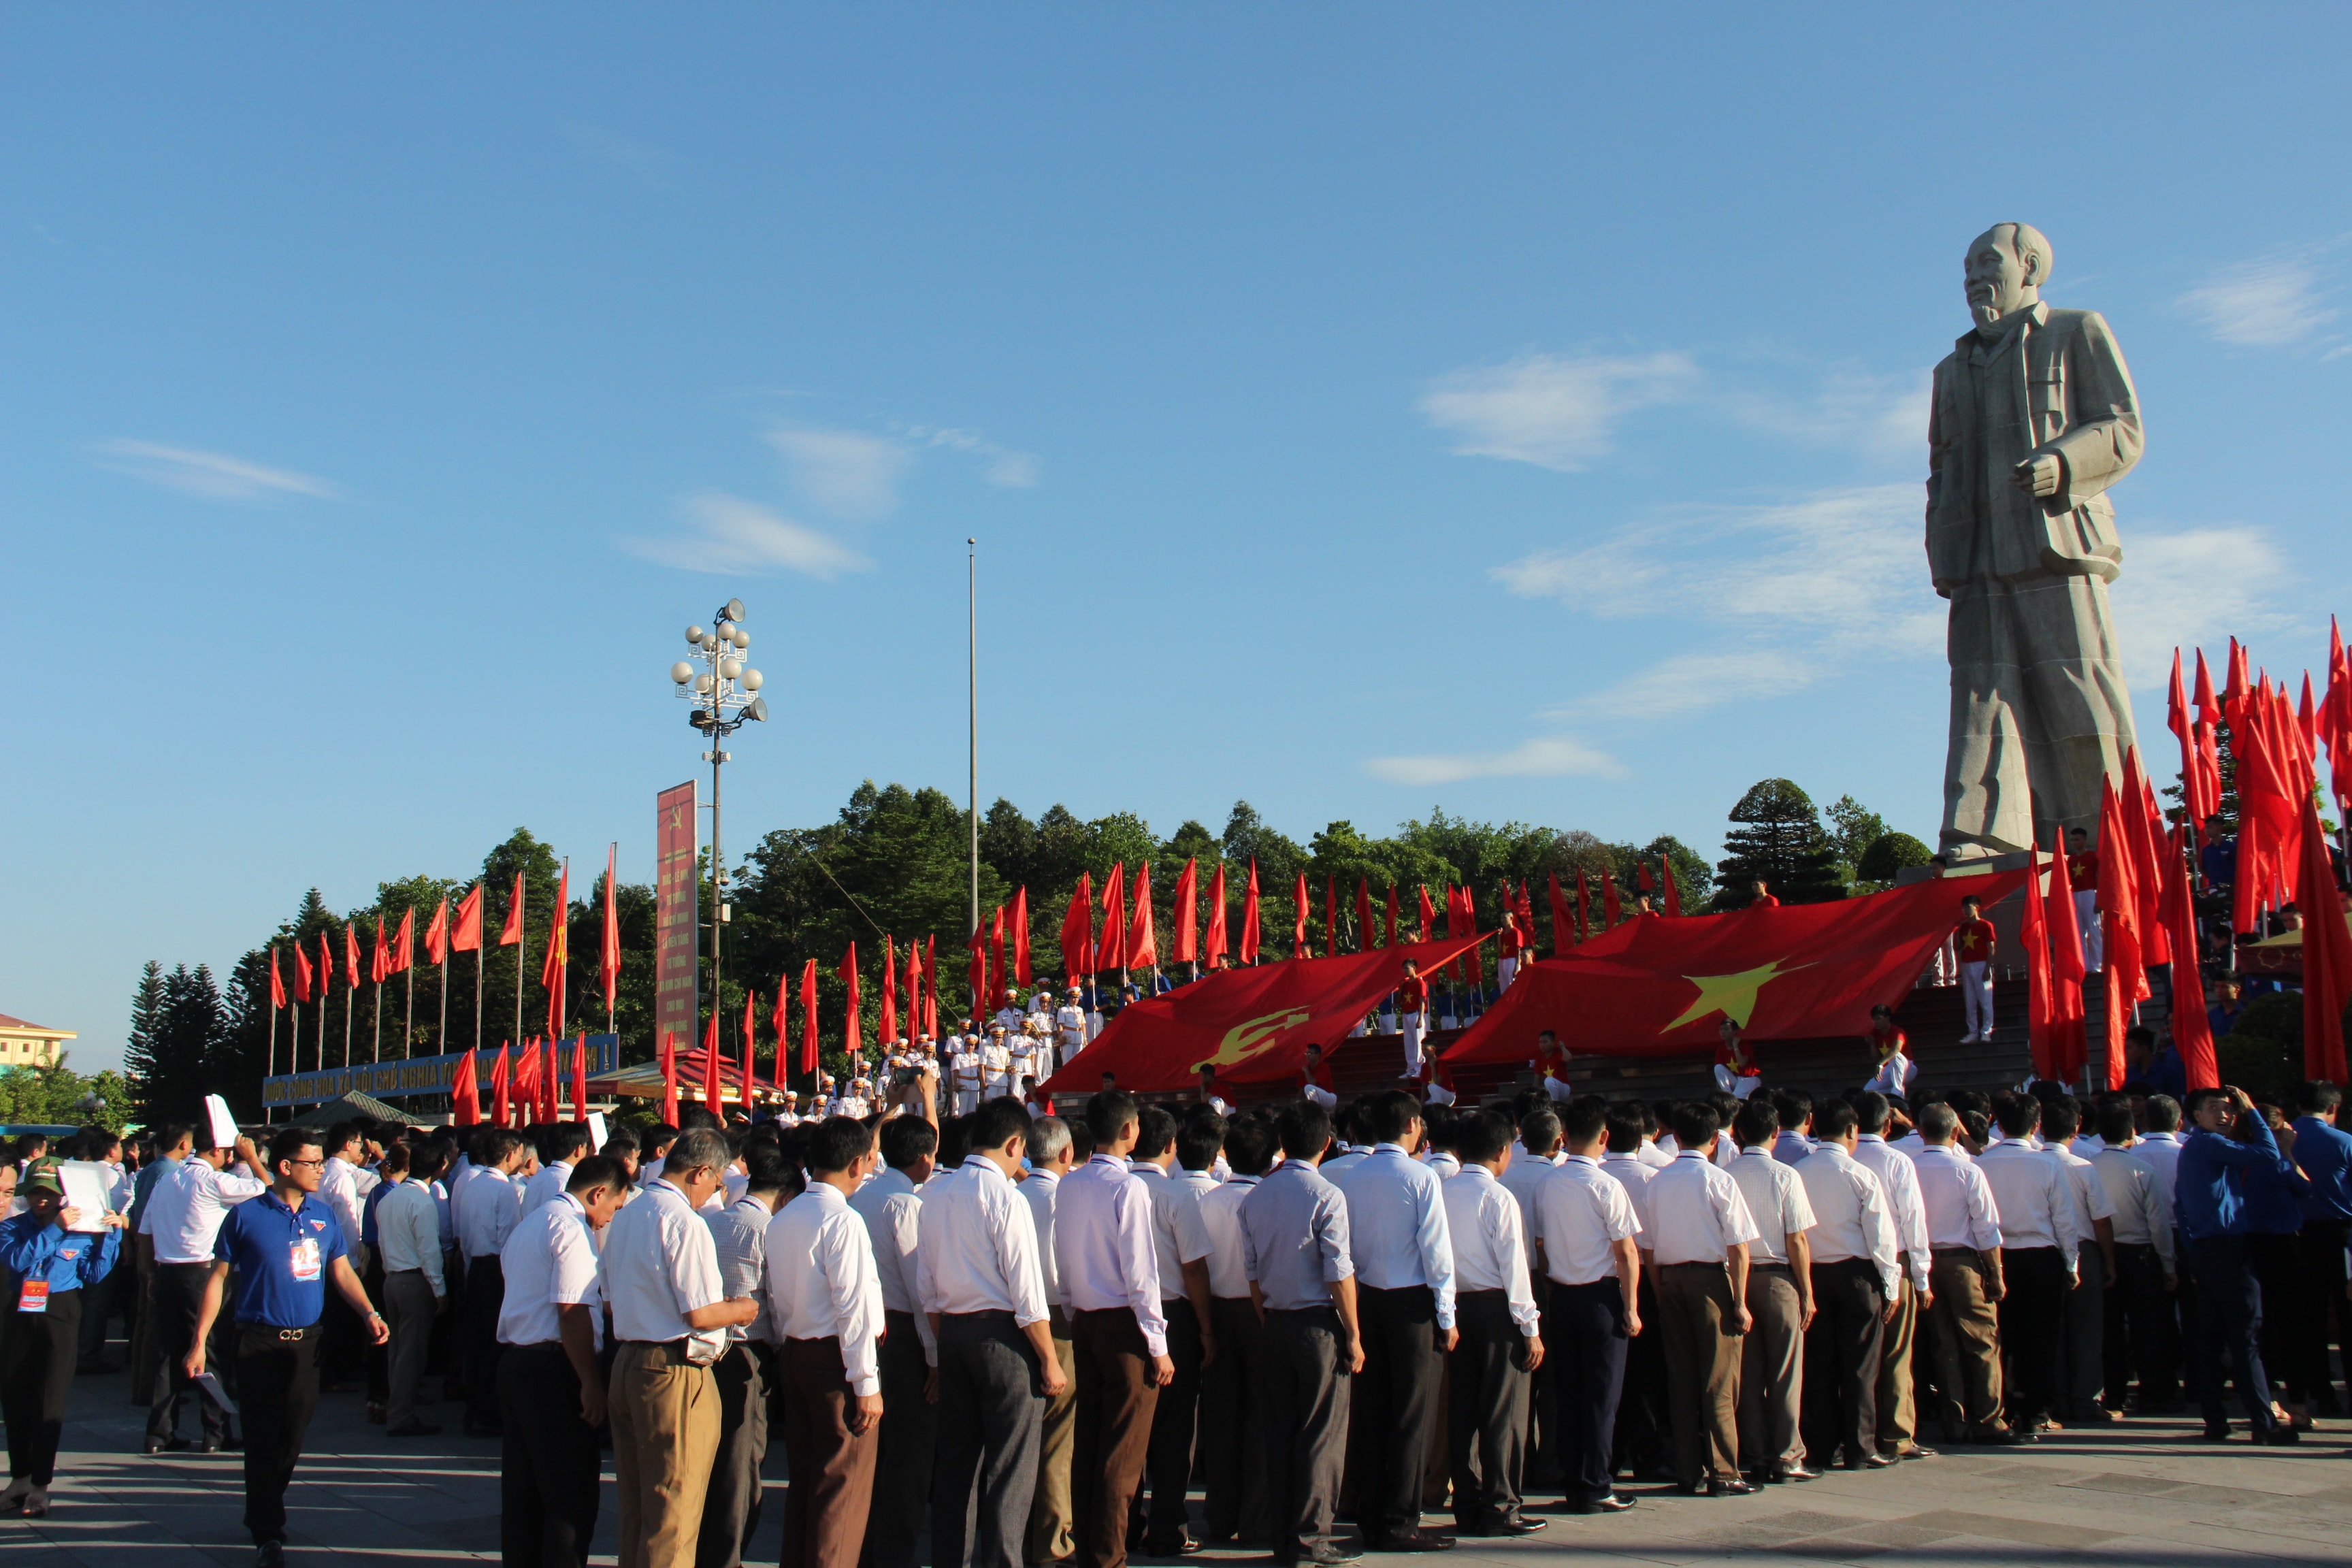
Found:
[669,597,765,1075]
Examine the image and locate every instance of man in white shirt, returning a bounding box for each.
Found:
[1727,1098,1818,1484]
[521,1124,591,1218]
[1795,1100,1901,1470]
[949,1035,985,1116]
[1138,1111,1224,1555]
[1441,1110,1546,1535]
[1975,1094,2082,1434]
[2041,1096,2119,1425]
[142,1128,267,1453]
[917,1098,1066,1568]
[2087,1100,2177,1416]
[1850,1092,1936,1461]
[1019,1117,1081,1567]
[1771,1090,1816,1166]
[766,1117,887,1568]
[1910,1102,2014,1443]
[376,1144,448,1439]
[1197,1114,1274,1546]
[1529,1094,1642,1515]
[455,1128,530,1437]
[1646,1102,1761,1496]
[495,1154,625,1565]
[1056,987,1090,1066]
[981,1024,1016,1100]
[700,1143,796,1568]
[601,1127,760,1568]
[1597,1105,1667,1481]
[849,1114,940,1568]
[1056,1090,1177,1568]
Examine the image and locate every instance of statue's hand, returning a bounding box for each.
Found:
[2010,453,2064,499]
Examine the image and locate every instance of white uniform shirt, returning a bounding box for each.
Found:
[1441,1164,1539,1335]
[1643,1147,1760,1266]
[140,1158,269,1264]
[1913,1143,2004,1251]
[1635,1139,1674,1171]
[1599,1152,1659,1243]
[520,1159,574,1218]
[2132,1130,2185,1222]
[497,1192,604,1348]
[456,1167,525,1262]
[1727,1146,1816,1266]
[1197,1173,1261,1298]
[1852,1134,1933,1293]
[2051,1143,2118,1254]
[1055,1005,1088,1061]
[1773,1129,1815,1166]
[376,1178,447,1293]
[1530,1155,1642,1286]
[980,1039,1014,1091]
[1976,1141,2085,1264]
[2091,1145,2174,1269]
[764,1183,887,1395]
[848,1165,935,1358]
[949,1045,983,1092]
[1128,1162,1214,1306]
[320,1156,368,1243]
[1019,1166,1063,1304]
[1796,1144,1901,1299]
[1056,1155,1169,1353]
[600,1177,725,1345]
[914,1158,1051,1330]
[1498,1147,1564,1241]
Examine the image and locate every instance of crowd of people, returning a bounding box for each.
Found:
[4,1043,2349,1568]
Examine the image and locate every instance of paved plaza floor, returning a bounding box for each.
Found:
[6,1359,2352,1566]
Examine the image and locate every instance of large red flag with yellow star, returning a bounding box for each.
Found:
[1039,932,1488,1095]
[1443,870,2029,1064]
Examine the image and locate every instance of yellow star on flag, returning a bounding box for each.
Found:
[1662,960,1810,1034]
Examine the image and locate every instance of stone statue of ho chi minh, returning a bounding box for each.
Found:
[1927,223,2144,859]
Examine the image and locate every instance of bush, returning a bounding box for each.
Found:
[1857,832,1933,885]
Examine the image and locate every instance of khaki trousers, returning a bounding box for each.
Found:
[1926,1250,2004,1430]
[1737,1264,1804,1472]
[1070,1309,1158,1568]
[1875,1263,1921,1452]
[612,1341,721,1568]
[779,1337,881,1568]
[1655,1263,1742,1484]
[1028,1308,1079,1565]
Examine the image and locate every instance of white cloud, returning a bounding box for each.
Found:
[623,492,871,580]
[1365,734,1627,787]
[1567,649,1822,720]
[2108,525,2292,685]
[1420,352,1700,471]
[1716,368,1931,461]
[90,440,342,502]
[915,427,1040,488]
[2178,249,2340,348]
[766,427,915,521]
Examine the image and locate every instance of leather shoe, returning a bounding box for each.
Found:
[1706,1477,1756,1498]
[1370,1529,1454,1552]
[1963,1424,2023,1446]
[1844,1453,1895,1470]
[144,1436,191,1455]
[1301,1550,1363,1565]
[1562,1493,1635,1514]
[1143,1539,1199,1557]
[1473,1515,1544,1537]
[1771,1462,1821,1482]
[2256,1424,2302,1446]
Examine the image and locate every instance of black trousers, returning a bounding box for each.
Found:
[2102,1242,2173,1407]
[1346,1285,1441,1538]
[1,1288,82,1484]
[2249,1232,2306,1401]
[2189,1235,2278,1432]
[1263,1307,1350,1563]
[696,1339,773,1568]
[1446,1290,1530,1527]
[930,1310,1044,1568]
[2298,1218,2349,1407]
[1140,1297,1205,1548]
[1801,1258,1884,1466]
[1542,1279,1627,1505]
[497,1343,600,1568]
[1995,1246,2067,1428]
[236,1321,322,1546]
[149,1261,233,1446]
[860,1311,937,1568]
[1201,1296,1270,1544]
[464,1255,506,1429]
[1609,1273,1666,1477]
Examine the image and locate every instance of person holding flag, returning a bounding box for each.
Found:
[1396,959,1430,1080]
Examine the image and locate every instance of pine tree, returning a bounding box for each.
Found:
[1714,779,1846,906]
[125,961,167,1090]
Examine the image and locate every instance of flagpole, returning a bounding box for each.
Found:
[404,963,414,1062]
[372,970,382,1064]
[968,537,979,941]
[266,979,278,1126]
[476,943,485,1052]
[343,975,353,1070]
[438,951,447,1054]
[515,883,525,1060]
[608,842,618,1046]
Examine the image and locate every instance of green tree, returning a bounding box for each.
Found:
[1823,796,1890,882]
[126,963,227,1124]
[1856,831,1933,889]
[1714,779,1846,906]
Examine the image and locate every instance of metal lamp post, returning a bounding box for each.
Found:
[669,597,767,1073]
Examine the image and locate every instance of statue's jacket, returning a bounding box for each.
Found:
[1925,301,2143,597]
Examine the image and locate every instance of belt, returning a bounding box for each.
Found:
[1930,1246,1985,1258]
[1750,1262,1793,1273]
[1656,1260,1727,1271]
[241,1322,318,1342]
[506,1339,566,1353]
[617,1338,697,1365]
[1554,1277,1620,1290]
[1456,1288,1507,1300]
[941,1309,1015,1322]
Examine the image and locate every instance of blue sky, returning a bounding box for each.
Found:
[5,7,2347,1072]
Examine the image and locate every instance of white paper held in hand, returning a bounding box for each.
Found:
[587,1111,608,1152]
[195,1371,240,1416]
[56,1160,114,1232]
[205,1094,240,1154]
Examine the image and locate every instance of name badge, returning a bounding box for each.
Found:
[18,1281,49,1314]
[290,1238,322,1282]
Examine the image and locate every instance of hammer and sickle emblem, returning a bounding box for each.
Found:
[1192,1008,1312,1074]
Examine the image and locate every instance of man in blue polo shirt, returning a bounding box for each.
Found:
[186,1126,389,1568]
[2174,1085,2298,1446]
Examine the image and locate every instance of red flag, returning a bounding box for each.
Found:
[841,942,862,1059]
[1547,874,1572,955]
[2196,719,2223,826]
[702,1013,723,1117]
[372,917,390,985]
[2194,646,2221,729]
[2097,779,2145,1092]
[600,845,621,1016]
[1663,858,1682,917]
[270,947,288,1009]
[542,863,569,1039]
[1356,879,1375,954]
[1128,863,1158,970]
[2327,621,2352,808]
[741,993,757,1112]
[491,1041,511,1126]
[921,938,938,1039]
[2168,649,2208,823]
[1384,883,1399,949]
[453,1047,480,1125]
[1416,885,1435,944]
[1203,864,1229,968]
[1601,869,1621,929]
[1173,860,1200,965]
[772,977,792,1090]
[1011,887,1032,987]
[905,941,921,1046]
[1098,864,1128,973]
[1239,861,1262,964]
[968,922,987,1011]
[2160,828,2219,1094]
[1454,887,1477,981]
[451,884,483,953]
[879,938,898,1045]
[659,1030,679,1124]
[511,1036,540,1123]
[2301,671,2322,764]
[293,941,313,1004]
[425,898,449,965]
[499,871,525,947]
[344,923,362,992]
[2225,637,2251,720]
[2132,762,2173,967]
[317,929,335,993]
[544,1037,560,1124]
[572,1035,589,1124]
[391,908,414,974]
[1292,871,1311,959]
[988,909,1007,1010]
[799,960,820,1076]
[2299,791,2352,1083]
[1061,873,1094,980]
[1576,870,1591,943]
[2045,834,2089,1083]
[2019,849,2057,1081]
[1324,875,1339,957]
[1636,862,1654,894]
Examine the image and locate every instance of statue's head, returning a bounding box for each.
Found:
[1964,223,2053,326]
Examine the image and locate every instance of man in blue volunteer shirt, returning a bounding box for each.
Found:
[186,1127,389,1567]
[2174,1085,2297,1445]
[2289,1081,2352,1417]
[0,1160,125,1516]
